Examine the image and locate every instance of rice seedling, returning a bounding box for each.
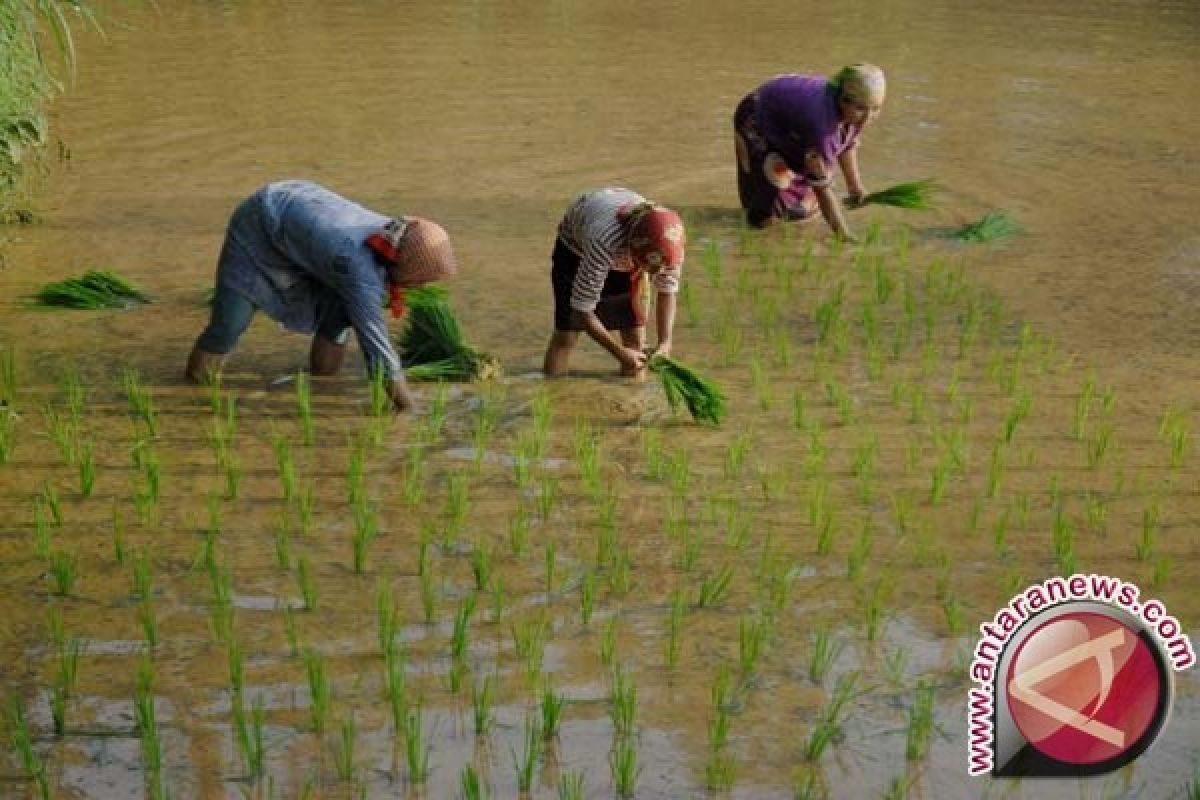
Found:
[815,506,836,556]
[134,656,165,799]
[824,378,854,426]
[607,544,634,596]
[32,498,52,560]
[332,714,358,782]
[947,210,1021,242]
[673,520,703,574]
[282,604,300,657]
[792,768,823,800]
[647,355,728,425]
[707,700,732,752]
[7,693,50,796]
[48,548,78,595]
[209,564,236,645]
[469,672,495,736]
[460,763,489,800]
[512,615,549,684]
[1151,555,1172,589]
[808,626,843,685]
[296,555,318,611]
[303,648,332,734]
[351,500,379,574]
[738,613,769,679]
[1002,387,1033,443]
[704,749,736,793]
[884,646,910,687]
[274,509,292,570]
[49,629,83,736]
[859,581,888,643]
[992,508,1010,555]
[122,368,157,436]
[419,561,438,624]
[610,733,639,798]
[541,680,567,740]
[558,770,586,800]
[1086,422,1114,469]
[138,587,159,648]
[385,649,409,735]
[232,692,266,781]
[943,595,967,637]
[928,458,950,506]
[665,589,686,672]
[537,473,560,521]
[696,565,734,609]
[1136,499,1160,561]
[905,680,936,761]
[544,539,557,595]
[451,594,476,668]
[600,616,619,668]
[700,240,723,287]
[512,712,543,793]
[0,347,15,406]
[986,443,1005,499]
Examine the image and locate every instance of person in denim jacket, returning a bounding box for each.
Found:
[185,180,456,412]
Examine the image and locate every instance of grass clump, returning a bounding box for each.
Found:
[33,269,151,309]
[397,286,500,381]
[948,211,1021,243]
[648,355,727,425]
[861,179,937,210]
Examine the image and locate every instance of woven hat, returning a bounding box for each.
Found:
[395,217,458,285]
[623,204,686,271]
[834,63,887,106]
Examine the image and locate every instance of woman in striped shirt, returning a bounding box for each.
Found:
[543,188,686,377]
[185,180,457,412]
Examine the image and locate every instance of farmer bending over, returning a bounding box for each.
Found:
[543,188,685,378]
[185,180,457,412]
[734,64,886,238]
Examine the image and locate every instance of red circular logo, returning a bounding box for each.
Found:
[1006,612,1162,765]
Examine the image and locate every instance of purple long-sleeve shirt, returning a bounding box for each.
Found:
[755,74,861,175]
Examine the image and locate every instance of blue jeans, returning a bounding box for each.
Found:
[196,285,350,354]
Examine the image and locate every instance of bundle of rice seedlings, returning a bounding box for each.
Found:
[397,286,499,382]
[648,355,727,425]
[861,180,938,210]
[35,270,150,309]
[949,211,1021,243]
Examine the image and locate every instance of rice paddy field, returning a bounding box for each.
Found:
[1,1,1198,798]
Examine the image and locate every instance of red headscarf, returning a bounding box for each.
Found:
[621,204,686,271]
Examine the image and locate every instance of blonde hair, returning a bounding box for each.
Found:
[831,63,887,105]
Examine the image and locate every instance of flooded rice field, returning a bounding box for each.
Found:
[0,1,1198,798]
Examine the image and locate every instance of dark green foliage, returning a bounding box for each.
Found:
[35,270,151,309]
[649,355,727,425]
[862,180,937,210]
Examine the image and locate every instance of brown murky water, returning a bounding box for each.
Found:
[1,1,1198,798]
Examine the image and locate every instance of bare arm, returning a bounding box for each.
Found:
[650,291,676,357]
[838,144,866,205]
[571,310,646,372]
[806,150,855,240]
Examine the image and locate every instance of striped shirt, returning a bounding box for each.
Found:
[556,188,681,313]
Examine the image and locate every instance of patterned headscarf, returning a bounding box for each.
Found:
[366,216,458,317]
[833,63,887,106]
[620,202,686,272]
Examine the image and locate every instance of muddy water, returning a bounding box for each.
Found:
[0,1,1198,798]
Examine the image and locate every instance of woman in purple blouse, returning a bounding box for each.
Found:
[733,64,886,239]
